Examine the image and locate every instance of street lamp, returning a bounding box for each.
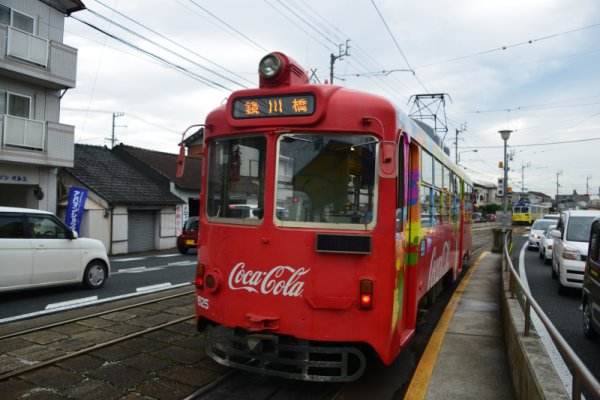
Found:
[457,149,478,163]
[499,130,513,227]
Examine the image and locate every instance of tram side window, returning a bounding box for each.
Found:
[421,151,433,186]
[433,159,442,189]
[206,136,267,222]
[464,184,473,222]
[443,165,450,192]
[420,185,432,227]
[396,138,405,232]
[434,189,442,225]
[451,194,459,223]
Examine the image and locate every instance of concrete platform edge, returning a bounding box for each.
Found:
[501,265,570,400]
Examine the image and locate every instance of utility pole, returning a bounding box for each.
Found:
[454,123,467,164]
[109,112,125,149]
[521,163,531,199]
[330,40,350,84]
[586,175,592,196]
[556,170,562,209]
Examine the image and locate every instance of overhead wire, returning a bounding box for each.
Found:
[92,0,255,88]
[82,8,247,90]
[415,22,600,70]
[70,14,234,91]
[370,0,428,93]
[186,0,270,53]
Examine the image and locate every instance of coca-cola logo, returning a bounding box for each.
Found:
[428,242,451,290]
[228,262,310,297]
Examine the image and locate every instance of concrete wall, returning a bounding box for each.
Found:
[501,266,569,399]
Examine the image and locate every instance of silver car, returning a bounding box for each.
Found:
[539,225,556,265]
[528,219,557,250]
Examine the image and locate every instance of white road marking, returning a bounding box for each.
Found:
[518,241,572,395]
[0,282,192,324]
[111,257,146,262]
[155,254,181,258]
[168,261,196,266]
[112,261,195,275]
[136,283,172,292]
[45,296,98,310]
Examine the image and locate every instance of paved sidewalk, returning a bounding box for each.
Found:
[406,252,514,399]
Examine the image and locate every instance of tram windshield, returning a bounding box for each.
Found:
[275,133,378,228]
[206,136,266,224]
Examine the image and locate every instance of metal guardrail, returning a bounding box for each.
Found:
[502,231,600,400]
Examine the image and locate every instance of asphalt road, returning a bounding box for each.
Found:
[0,249,197,324]
[512,233,599,385]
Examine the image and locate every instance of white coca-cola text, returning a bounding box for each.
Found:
[428,241,451,290]
[228,262,310,297]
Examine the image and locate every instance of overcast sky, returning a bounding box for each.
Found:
[60,0,600,198]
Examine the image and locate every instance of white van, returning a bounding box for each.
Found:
[551,210,600,294]
[0,206,110,293]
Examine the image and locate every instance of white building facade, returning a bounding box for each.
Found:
[0,0,84,212]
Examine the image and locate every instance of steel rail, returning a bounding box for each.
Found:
[502,231,600,400]
[0,287,195,340]
[0,313,195,382]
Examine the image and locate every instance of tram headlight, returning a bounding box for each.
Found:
[259,53,282,79]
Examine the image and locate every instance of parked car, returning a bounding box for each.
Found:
[527,218,556,250]
[484,214,496,222]
[177,216,199,254]
[551,210,600,294]
[539,224,556,265]
[0,206,110,293]
[583,217,600,340]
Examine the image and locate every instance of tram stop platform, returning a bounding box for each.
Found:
[405,251,515,399]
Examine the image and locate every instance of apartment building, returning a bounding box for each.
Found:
[0,0,84,213]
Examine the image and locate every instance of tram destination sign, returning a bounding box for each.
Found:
[232,94,315,119]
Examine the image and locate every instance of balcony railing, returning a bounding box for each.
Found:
[2,114,46,151]
[6,26,49,67]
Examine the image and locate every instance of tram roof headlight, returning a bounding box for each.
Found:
[259,54,282,79]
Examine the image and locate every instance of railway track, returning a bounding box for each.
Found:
[1,230,494,399]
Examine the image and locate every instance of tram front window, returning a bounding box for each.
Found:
[206,136,266,223]
[275,133,378,228]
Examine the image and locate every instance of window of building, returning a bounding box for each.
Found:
[0,5,35,34]
[0,5,10,25]
[8,93,30,118]
[0,91,31,118]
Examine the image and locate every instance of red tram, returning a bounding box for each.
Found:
[194,52,473,381]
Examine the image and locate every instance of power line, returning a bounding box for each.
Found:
[460,136,600,149]
[70,14,233,91]
[186,0,269,53]
[416,22,600,70]
[370,0,428,93]
[92,0,254,88]
[82,8,246,90]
